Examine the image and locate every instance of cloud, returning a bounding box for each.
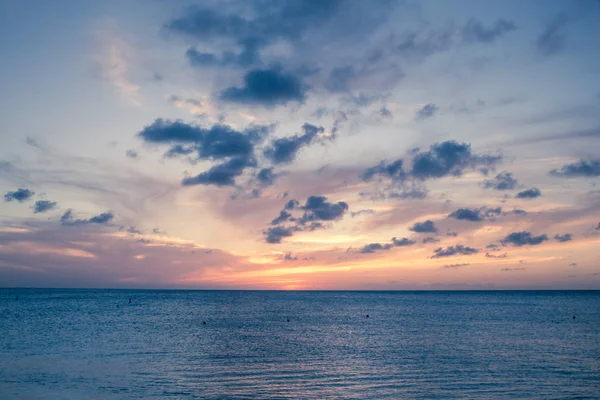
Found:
[270,210,293,225]
[460,18,516,43]
[537,14,567,56]
[500,231,548,247]
[264,195,349,243]
[442,263,470,269]
[550,159,600,178]
[423,236,440,244]
[138,119,269,158]
[432,245,479,258]
[165,2,342,55]
[410,141,501,180]
[92,25,141,107]
[138,119,273,187]
[256,167,276,187]
[448,207,502,222]
[325,66,356,93]
[360,236,416,253]
[416,103,438,120]
[361,159,405,182]
[350,209,375,218]
[516,188,541,199]
[219,67,307,107]
[501,268,525,272]
[283,252,298,262]
[361,165,406,187]
[379,106,393,119]
[395,18,516,60]
[360,242,392,253]
[33,200,57,214]
[483,171,518,190]
[300,195,348,223]
[392,237,416,246]
[485,252,507,259]
[409,220,438,233]
[60,210,115,226]
[263,123,326,164]
[186,38,264,68]
[126,150,138,159]
[597,222,600,231]
[4,188,35,202]
[182,156,255,187]
[264,225,296,244]
[554,233,572,242]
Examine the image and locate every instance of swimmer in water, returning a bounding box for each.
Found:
[203,320,206,325]
[366,314,369,318]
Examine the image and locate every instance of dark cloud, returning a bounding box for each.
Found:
[284,199,299,210]
[423,236,440,244]
[516,188,541,199]
[537,14,567,56]
[549,159,600,178]
[392,237,416,246]
[4,188,35,202]
[300,195,348,223]
[165,1,343,55]
[360,242,392,253]
[264,195,349,243]
[460,18,516,43]
[138,119,268,159]
[219,67,307,107]
[126,150,138,159]
[597,222,600,231]
[416,103,438,120]
[432,245,479,258]
[361,159,405,182]
[448,207,502,222]
[360,236,416,253]
[138,119,273,187]
[263,123,326,164]
[409,220,438,233]
[483,171,518,190]
[410,141,502,180]
[447,231,458,237]
[271,210,293,225]
[554,233,572,242]
[33,200,57,214]
[60,210,115,226]
[283,252,298,261]
[256,167,277,187]
[182,156,255,187]
[500,231,548,247]
[264,225,296,244]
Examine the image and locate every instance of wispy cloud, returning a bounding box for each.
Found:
[91,22,142,107]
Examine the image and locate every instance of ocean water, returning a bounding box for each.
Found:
[1,290,599,399]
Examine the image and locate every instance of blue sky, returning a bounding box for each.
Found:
[1,0,599,289]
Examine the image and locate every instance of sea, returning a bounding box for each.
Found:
[1,290,599,399]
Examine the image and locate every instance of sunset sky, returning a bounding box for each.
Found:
[1,0,600,289]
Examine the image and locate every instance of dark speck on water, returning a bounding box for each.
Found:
[1,289,599,399]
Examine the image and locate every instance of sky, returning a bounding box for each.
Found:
[1,0,600,290]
